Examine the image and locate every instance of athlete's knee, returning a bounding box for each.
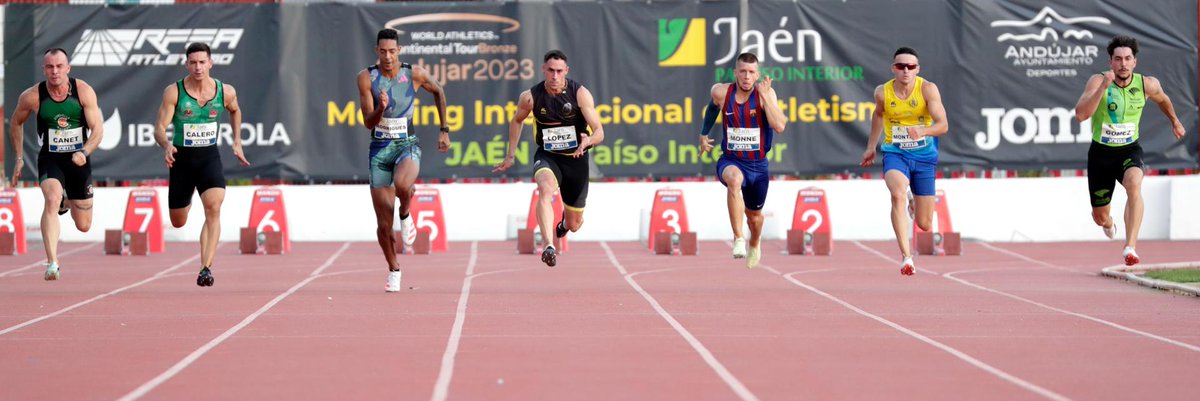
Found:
[889,189,907,205]
[566,213,583,232]
[75,220,92,232]
[170,218,187,228]
[1091,209,1109,225]
[915,216,933,231]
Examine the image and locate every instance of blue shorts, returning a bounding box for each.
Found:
[716,155,769,211]
[882,152,936,196]
[368,138,421,188]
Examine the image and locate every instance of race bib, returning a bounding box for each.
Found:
[726,127,761,151]
[374,117,409,140]
[1100,123,1136,145]
[890,126,928,150]
[49,127,84,153]
[542,125,578,151]
[182,122,218,147]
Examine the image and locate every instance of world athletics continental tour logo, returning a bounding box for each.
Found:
[658,18,705,67]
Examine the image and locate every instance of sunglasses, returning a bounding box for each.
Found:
[893,63,919,71]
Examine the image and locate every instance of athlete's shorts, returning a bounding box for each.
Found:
[882,152,936,196]
[532,150,589,210]
[716,155,769,211]
[37,151,94,200]
[369,138,421,188]
[169,146,225,209]
[1087,141,1145,207]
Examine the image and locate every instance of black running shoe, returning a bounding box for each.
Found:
[555,219,568,239]
[197,267,215,287]
[540,246,557,267]
[58,198,69,215]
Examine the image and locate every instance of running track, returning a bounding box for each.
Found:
[1,240,1197,401]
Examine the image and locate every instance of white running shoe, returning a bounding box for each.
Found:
[1103,222,1116,239]
[45,262,60,281]
[1123,247,1140,266]
[400,215,417,248]
[900,257,915,276]
[732,237,747,259]
[385,270,403,292]
[746,244,761,269]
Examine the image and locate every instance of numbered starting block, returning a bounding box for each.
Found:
[242,187,290,255]
[653,230,698,256]
[105,229,149,256]
[787,187,833,255]
[646,188,693,255]
[108,189,164,255]
[240,227,284,255]
[913,189,962,256]
[0,188,27,255]
[516,188,567,254]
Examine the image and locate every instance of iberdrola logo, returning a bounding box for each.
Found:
[658,18,705,67]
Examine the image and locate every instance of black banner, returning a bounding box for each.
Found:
[5,1,1196,181]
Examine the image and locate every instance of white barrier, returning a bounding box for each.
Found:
[10,175,1197,243]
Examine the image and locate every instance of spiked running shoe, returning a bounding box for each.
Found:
[44,262,60,281]
[385,270,403,292]
[901,257,915,276]
[197,267,214,287]
[732,237,747,259]
[1123,247,1140,266]
[541,245,557,267]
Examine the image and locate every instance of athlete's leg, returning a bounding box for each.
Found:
[39,179,66,264]
[195,188,225,268]
[68,198,94,232]
[884,170,914,258]
[371,185,399,270]
[534,169,559,246]
[721,165,746,240]
[393,159,420,219]
[1120,167,1144,249]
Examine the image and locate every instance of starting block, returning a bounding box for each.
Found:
[516,188,567,254]
[240,227,284,255]
[646,188,693,255]
[120,189,164,253]
[0,189,27,255]
[0,231,16,255]
[245,187,290,254]
[516,227,565,254]
[913,189,961,256]
[786,230,833,256]
[653,230,698,256]
[787,187,833,255]
[105,229,149,255]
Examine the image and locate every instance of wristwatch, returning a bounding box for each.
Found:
[439,126,450,133]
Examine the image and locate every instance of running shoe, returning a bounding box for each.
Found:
[746,244,761,269]
[44,262,60,281]
[1123,247,1140,266]
[197,267,214,287]
[385,270,403,292]
[400,214,416,248]
[901,257,915,276]
[732,237,747,259]
[541,245,557,267]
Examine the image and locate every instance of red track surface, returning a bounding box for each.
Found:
[1,240,1197,401]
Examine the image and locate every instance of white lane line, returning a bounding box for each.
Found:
[430,241,481,401]
[944,268,1200,353]
[601,241,761,401]
[773,267,1072,401]
[0,242,102,278]
[117,242,352,401]
[0,251,202,337]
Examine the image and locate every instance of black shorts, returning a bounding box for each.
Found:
[532,150,589,210]
[169,146,226,209]
[1087,141,1145,207]
[37,151,93,200]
